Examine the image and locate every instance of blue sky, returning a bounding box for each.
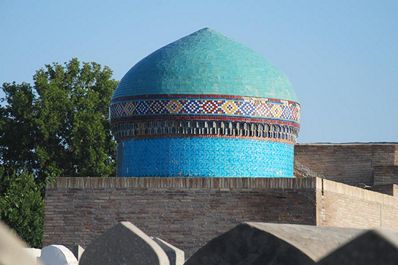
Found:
[1,0,397,143]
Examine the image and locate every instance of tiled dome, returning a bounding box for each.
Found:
[110,28,301,178]
[113,28,297,101]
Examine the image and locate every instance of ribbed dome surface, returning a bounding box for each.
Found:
[113,28,297,101]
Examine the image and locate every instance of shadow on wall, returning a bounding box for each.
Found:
[186,222,398,265]
[2,220,398,265]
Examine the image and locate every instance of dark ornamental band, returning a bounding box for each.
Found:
[111,119,299,143]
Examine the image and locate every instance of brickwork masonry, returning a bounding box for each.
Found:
[295,143,398,186]
[44,176,398,257]
[44,177,316,257]
[316,178,398,230]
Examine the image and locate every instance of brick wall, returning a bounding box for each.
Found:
[295,144,398,186]
[44,177,316,257]
[373,166,398,185]
[44,176,398,256]
[43,143,398,256]
[316,178,398,230]
[369,184,398,196]
[395,145,398,165]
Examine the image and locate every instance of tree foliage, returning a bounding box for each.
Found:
[0,58,118,246]
[0,170,43,247]
[1,58,117,181]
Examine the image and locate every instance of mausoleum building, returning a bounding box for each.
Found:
[44,29,398,257]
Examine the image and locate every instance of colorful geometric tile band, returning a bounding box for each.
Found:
[110,94,301,144]
[111,94,300,123]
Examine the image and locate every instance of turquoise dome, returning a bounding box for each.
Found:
[113,28,297,101]
[111,28,301,178]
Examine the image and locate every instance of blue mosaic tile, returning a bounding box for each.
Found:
[117,137,294,177]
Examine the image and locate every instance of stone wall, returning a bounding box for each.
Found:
[295,143,398,186]
[44,177,316,257]
[316,178,398,230]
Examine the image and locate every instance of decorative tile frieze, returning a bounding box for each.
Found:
[110,94,301,124]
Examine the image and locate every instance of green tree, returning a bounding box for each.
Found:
[1,58,117,181]
[0,82,37,176]
[0,170,43,247]
[33,58,117,180]
[0,58,118,246]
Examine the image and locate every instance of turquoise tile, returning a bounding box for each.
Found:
[117,137,294,177]
[113,28,297,102]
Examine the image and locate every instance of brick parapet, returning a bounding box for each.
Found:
[44,175,398,256]
[315,178,398,230]
[48,176,317,190]
[44,177,317,257]
[316,178,398,206]
[295,143,398,186]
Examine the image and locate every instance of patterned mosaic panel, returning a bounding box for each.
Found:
[118,137,294,177]
[110,94,301,124]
